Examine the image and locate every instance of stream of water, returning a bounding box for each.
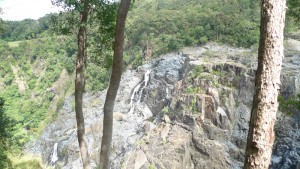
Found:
[128,70,151,114]
[51,142,58,164]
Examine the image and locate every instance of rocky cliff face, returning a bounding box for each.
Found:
[27,40,300,169]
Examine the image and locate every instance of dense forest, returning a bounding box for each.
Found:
[0,0,299,168]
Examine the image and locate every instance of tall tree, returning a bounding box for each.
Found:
[243,0,286,169]
[74,0,91,168]
[52,1,118,168]
[99,0,132,168]
[52,0,92,168]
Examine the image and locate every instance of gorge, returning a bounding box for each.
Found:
[26,38,300,169]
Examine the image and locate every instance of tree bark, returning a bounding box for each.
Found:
[75,0,91,168]
[99,0,131,169]
[243,0,286,169]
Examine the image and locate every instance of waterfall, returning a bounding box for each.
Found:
[166,88,169,99]
[144,70,151,86]
[51,143,58,164]
[130,83,141,107]
[138,70,151,103]
[128,70,151,113]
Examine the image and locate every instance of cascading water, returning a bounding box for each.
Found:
[130,84,141,107]
[166,88,169,99]
[51,142,58,164]
[138,70,151,103]
[128,70,151,114]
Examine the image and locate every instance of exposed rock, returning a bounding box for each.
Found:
[27,42,300,169]
[134,150,148,169]
[11,64,27,93]
[208,87,220,107]
[113,112,124,121]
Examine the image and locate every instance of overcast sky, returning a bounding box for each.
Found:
[0,0,61,21]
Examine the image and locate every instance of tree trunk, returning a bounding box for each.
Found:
[75,0,90,168]
[99,0,131,169]
[243,0,286,169]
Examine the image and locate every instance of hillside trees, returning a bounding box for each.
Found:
[99,1,131,168]
[0,15,56,41]
[0,98,14,168]
[0,36,78,153]
[125,0,260,59]
[244,0,286,168]
[287,0,300,22]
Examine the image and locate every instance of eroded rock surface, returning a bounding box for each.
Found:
[27,42,300,169]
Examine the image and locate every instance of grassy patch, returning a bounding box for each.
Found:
[9,155,49,169]
[8,41,22,48]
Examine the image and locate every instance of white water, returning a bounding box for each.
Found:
[130,84,141,107]
[138,70,151,103]
[128,70,151,114]
[166,88,169,99]
[51,143,58,164]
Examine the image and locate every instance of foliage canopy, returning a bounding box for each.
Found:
[0,98,14,168]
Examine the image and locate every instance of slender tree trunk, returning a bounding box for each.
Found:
[99,0,131,168]
[243,0,286,169]
[75,0,90,168]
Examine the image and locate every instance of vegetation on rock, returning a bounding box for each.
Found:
[278,94,300,115]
